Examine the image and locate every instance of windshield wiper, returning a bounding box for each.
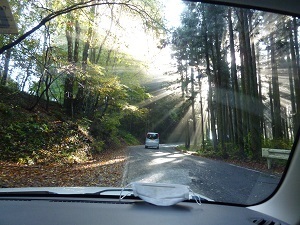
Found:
[85,187,211,204]
[187,195,212,203]
[0,190,58,195]
[84,188,133,195]
[0,189,213,205]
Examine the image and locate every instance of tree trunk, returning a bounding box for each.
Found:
[248,14,261,159]
[191,67,196,134]
[292,18,300,134]
[269,80,275,138]
[287,31,296,140]
[1,49,11,86]
[64,23,75,116]
[238,9,249,157]
[228,8,243,151]
[75,6,95,114]
[214,27,225,153]
[74,20,81,63]
[256,44,264,137]
[270,35,283,139]
[204,27,217,151]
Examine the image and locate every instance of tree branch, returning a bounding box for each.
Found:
[0,0,164,55]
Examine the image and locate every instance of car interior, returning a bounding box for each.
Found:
[0,0,299,225]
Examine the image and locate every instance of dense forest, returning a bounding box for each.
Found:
[0,0,187,163]
[171,3,298,159]
[0,0,298,164]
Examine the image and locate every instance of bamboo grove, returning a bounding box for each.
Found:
[171,3,298,159]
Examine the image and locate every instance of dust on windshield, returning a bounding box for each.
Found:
[0,0,297,205]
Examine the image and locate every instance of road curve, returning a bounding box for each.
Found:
[122,144,281,205]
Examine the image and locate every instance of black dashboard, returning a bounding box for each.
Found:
[0,197,288,225]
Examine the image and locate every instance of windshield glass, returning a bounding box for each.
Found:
[0,0,298,205]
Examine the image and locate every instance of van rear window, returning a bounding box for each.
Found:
[147,133,158,139]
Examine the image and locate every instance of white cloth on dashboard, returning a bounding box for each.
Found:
[130,182,190,206]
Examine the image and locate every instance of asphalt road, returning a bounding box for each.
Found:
[122,144,281,205]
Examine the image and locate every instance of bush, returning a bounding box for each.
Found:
[91,140,105,154]
[119,131,140,145]
[262,138,292,149]
[0,102,13,116]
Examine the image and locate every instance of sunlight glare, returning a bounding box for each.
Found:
[148,157,175,165]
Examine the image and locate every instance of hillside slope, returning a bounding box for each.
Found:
[0,86,94,164]
[0,86,127,188]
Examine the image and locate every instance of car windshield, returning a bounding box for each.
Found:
[0,0,298,206]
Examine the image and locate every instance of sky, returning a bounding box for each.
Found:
[146,0,185,80]
[109,0,185,81]
[163,0,185,28]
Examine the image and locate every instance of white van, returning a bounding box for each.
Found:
[145,132,159,149]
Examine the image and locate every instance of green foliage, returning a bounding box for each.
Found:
[193,141,222,159]
[199,148,224,159]
[0,102,13,116]
[119,131,140,145]
[5,79,20,91]
[201,140,215,152]
[6,121,91,164]
[126,86,151,104]
[1,120,52,161]
[0,97,93,164]
[0,0,168,164]
[223,142,240,159]
[262,138,293,149]
[91,140,105,154]
[119,106,148,140]
[90,111,122,147]
[243,133,253,159]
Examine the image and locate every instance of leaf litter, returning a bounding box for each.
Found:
[0,147,128,188]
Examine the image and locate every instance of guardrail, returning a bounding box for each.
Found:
[262,148,291,169]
